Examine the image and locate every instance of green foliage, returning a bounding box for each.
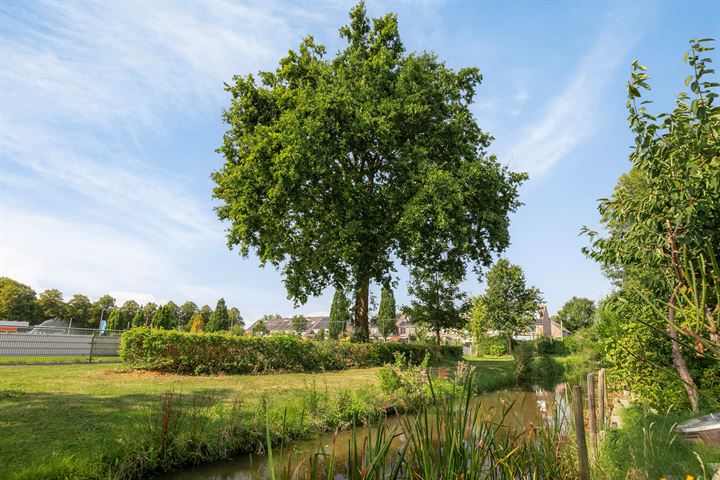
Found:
[583,39,720,410]
[0,277,37,322]
[482,259,543,350]
[178,301,198,329]
[595,405,720,479]
[36,289,65,321]
[403,270,469,346]
[373,286,398,339]
[472,335,508,356]
[66,294,92,327]
[198,305,212,324]
[228,307,244,329]
[120,327,462,375]
[151,304,177,330]
[328,289,351,340]
[105,309,125,330]
[207,298,229,332]
[119,300,140,323]
[530,355,565,391]
[555,296,595,333]
[377,352,431,410]
[212,3,525,340]
[291,314,308,334]
[534,336,569,356]
[91,295,116,328]
[131,309,146,328]
[512,341,535,385]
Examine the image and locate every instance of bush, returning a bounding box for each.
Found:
[512,341,536,385]
[473,335,508,356]
[120,327,462,375]
[535,336,569,356]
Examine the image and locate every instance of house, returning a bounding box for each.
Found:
[513,305,569,340]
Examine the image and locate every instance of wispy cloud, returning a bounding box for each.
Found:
[505,11,642,177]
[0,1,347,302]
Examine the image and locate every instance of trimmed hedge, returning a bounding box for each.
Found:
[120,327,463,375]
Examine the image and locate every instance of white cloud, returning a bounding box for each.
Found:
[505,12,639,177]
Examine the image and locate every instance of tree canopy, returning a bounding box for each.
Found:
[207,298,229,332]
[0,277,37,322]
[213,2,525,340]
[403,270,468,348]
[252,320,269,336]
[151,304,176,330]
[556,296,595,333]
[37,289,65,321]
[481,259,543,351]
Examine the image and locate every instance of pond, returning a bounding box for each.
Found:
[158,384,570,480]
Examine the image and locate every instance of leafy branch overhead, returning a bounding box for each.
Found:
[213,2,525,340]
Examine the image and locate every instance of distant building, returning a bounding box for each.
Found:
[511,305,569,340]
[248,315,328,336]
[0,320,30,332]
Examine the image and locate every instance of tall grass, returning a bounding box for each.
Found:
[271,367,580,479]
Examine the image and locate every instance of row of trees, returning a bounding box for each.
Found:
[0,277,243,333]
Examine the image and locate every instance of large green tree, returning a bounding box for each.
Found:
[179,301,199,330]
[66,294,92,327]
[36,289,65,321]
[556,296,595,333]
[105,309,125,330]
[328,288,351,339]
[213,3,524,341]
[119,300,140,322]
[207,298,229,332]
[229,307,244,329]
[199,305,213,324]
[0,277,37,322]
[151,304,176,330]
[583,39,719,411]
[481,259,543,352]
[403,270,469,349]
[373,286,398,340]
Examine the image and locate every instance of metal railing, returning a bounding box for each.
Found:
[0,326,124,363]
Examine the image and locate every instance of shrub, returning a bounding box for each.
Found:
[512,341,535,385]
[535,336,569,356]
[473,335,508,356]
[120,327,462,375]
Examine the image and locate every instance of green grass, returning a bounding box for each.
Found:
[0,364,383,478]
[594,404,720,479]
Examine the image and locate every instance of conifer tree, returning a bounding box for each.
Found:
[328,289,351,340]
[207,298,229,332]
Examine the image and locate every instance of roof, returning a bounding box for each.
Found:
[249,315,328,332]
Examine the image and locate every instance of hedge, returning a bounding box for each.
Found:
[120,327,463,375]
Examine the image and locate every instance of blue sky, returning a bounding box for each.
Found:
[1,1,718,321]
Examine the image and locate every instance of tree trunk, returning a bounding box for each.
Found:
[669,290,699,412]
[435,328,441,355]
[507,335,512,354]
[353,276,370,342]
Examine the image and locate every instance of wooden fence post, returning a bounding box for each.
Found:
[598,368,606,430]
[572,385,590,480]
[587,373,597,453]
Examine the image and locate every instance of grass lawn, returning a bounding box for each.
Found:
[0,357,514,478]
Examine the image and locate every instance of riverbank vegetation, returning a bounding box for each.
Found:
[0,356,518,479]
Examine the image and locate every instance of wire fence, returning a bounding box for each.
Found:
[0,326,124,364]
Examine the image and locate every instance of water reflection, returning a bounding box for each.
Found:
[158,384,570,480]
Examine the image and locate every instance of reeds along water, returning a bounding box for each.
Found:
[271,370,581,480]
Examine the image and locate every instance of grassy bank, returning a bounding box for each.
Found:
[595,405,720,479]
[0,357,515,479]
